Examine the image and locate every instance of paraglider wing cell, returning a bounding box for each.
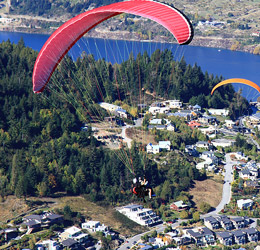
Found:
[32,0,193,93]
[211,78,260,95]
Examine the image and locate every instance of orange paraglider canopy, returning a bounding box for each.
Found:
[211,78,260,95]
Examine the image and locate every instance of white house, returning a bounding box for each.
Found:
[159,141,171,151]
[237,199,254,210]
[81,221,109,233]
[116,204,162,226]
[60,226,88,243]
[208,108,229,116]
[148,107,170,115]
[163,100,182,109]
[146,144,160,154]
[166,123,175,131]
[146,141,171,154]
[211,139,235,148]
[225,120,236,129]
[196,141,211,149]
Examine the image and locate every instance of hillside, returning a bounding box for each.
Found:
[0,0,260,53]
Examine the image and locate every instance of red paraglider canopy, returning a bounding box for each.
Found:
[33,0,193,93]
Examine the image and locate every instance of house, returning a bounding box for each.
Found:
[237,199,254,210]
[208,108,229,116]
[217,216,233,230]
[159,141,171,151]
[193,104,201,112]
[201,227,215,245]
[0,228,18,241]
[198,116,217,125]
[204,216,220,230]
[225,119,236,128]
[163,100,182,109]
[196,141,211,149]
[60,226,88,243]
[230,152,248,161]
[117,204,162,226]
[216,232,233,246]
[61,238,78,249]
[239,168,251,179]
[146,141,171,154]
[248,113,260,125]
[199,126,216,135]
[169,110,194,120]
[186,227,215,246]
[114,108,128,119]
[82,221,109,233]
[146,143,160,154]
[185,145,199,157]
[170,201,189,211]
[200,151,218,165]
[188,120,201,129]
[36,240,61,250]
[166,123,175,131]
[186,229,204,246]
[243,228,259,242]
[230,217,248,229]
[150,118,170,125]
[233,230,247,245]
[211,138,235,148]
[244,180,259,189]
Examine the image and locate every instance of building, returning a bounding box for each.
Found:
[232,230,247,245]
[237,199,254,210]
[243,228,259,242]
[146,141,171,154]
[217,216,233,230]
[163,100,182,109]
[216,232,233,246]
[211,138,235,148]
[198,116,217,125]
[230,217,248,229]
[60,226,88,243]
[225,120,236,128]
[170,201,189,211]
[82,221,109,233]
[116,204,162,226]
[208,108,229,116]
[196,141,211,149]
[204,216,221,230]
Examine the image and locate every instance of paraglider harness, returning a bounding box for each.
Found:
[131,177,154,202]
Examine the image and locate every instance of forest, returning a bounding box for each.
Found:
[0,38,249,206]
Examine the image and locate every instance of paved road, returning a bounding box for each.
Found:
[118,223,166,250]
[203,153,235,217]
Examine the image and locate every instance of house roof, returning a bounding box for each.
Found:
[216,231,233,239]
[24,220,41,226]
[231,217,245,223]
[204,216,218,224]
[61,238,78,247]
[201,227,214,235]
[64,226,81,235]
[233,230,246,237]
[187,230,203,238]
[243,227,258,235]
[24,215,42,220]
[46,214,63,220]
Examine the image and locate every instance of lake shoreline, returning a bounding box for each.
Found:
[0,25,257,56]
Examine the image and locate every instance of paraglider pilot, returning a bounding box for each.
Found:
[132,176,154,202]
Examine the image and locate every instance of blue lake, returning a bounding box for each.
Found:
[1,31,260,100]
